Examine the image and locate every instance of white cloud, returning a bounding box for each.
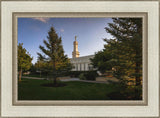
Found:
[32,18,50,23]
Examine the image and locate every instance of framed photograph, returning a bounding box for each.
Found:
[0,0,159,117]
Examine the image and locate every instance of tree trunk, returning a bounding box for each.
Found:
[18,69,22,81]
[40,71,41,78]
[53,76,57,85]
[135,62,141,99]
[53,61,57,86]
[135,47,141,86]
[135,63,141,86]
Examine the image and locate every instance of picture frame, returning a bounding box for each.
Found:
[0,0,159,117]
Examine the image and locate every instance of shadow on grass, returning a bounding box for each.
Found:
[41,82,67,87]
[107,91,142,100]
[18,80,28,83]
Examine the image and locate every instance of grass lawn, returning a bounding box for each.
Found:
[18,78,120,100]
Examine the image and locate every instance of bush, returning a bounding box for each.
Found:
[108,85,142,100]
[84,71,98,81]
[68,71,98,81]
[68,71,86,77]
[79,73,86,80]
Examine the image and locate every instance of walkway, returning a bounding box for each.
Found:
[60,78,109,84]
[22,76,46,80]
[22,76,109,84]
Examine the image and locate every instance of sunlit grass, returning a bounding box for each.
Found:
[18,78,119,100]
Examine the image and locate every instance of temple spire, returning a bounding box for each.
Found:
[72,36,80,58]
[75,36,77,41]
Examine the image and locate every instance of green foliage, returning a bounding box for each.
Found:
[34,60,49,73]
[30,64,37,73]
[18,43,32,81]
[91,49,115,73]
[37,27,72,84]
[68,71,86,77]
[84,71,98,81]
[18,43,33,71]
[79,73,86,80]
[105,18,142,83]
[108,84,142,100]
[91,18,142,86]
[69,71,98,80]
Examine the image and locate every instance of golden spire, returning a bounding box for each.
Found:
[72,35,80,58]
[75,36,77,41]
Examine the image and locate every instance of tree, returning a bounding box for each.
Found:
[105,18,142,86]
[37,26,72,85]
[18,43,32,81]
[34,60,49,78]
[91,18,142,99]
[91,18,142,86]
[91,49,113,73]
[30,64,37,74]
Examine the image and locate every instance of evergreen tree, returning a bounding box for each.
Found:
[91,18,142,99]
[105,18,142,86]
[37,26,72,85]
[91,18,142,86]
[34,60,46,77]
[18,43,33,81]
[91,49,113,73]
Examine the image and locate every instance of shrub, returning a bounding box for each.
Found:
[68,71,98,80]
[84,71,98,81]
[69,71,86,77]
[108,84,142,100]
[79,73,86,80]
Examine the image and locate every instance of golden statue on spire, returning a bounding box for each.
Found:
[75,35,77,41]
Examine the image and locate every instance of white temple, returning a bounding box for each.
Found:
[70,36,94,71]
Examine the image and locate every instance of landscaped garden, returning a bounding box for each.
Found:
[18,78,141,100]
[18,18,142,100]
[18,78,117,100]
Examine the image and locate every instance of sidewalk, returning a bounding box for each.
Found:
[60,78,108,84]
[22,76,46,80]
[22,76,108,84]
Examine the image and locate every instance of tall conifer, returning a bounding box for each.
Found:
[18,43,33,81]
[105,18,142,86]
[37,27,71,85]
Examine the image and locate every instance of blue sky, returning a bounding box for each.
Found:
[18,17,113,64]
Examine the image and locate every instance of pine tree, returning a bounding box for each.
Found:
[91,18,142,99]
[91,18,142,85]
[37,26,72,85]
[105,18,142,86]
[18,43,33,81]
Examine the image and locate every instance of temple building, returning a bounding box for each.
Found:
[70,36,94,71]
